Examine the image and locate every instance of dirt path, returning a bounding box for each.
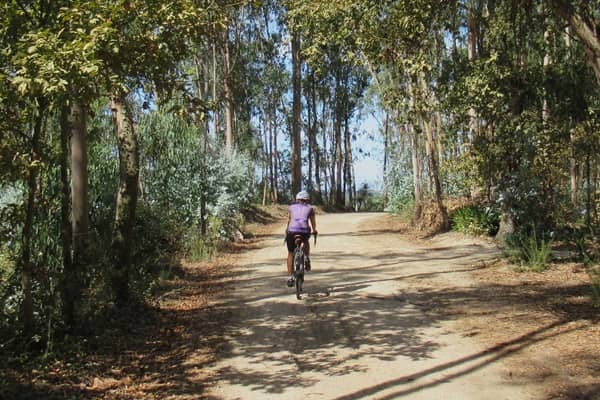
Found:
[203,212,544,399]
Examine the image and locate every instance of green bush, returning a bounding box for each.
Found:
[186,231,216,262]
[0,247,17,334]
[451,205,499,236]
[505,230,553,271]
[129,203,184,296]
[574,230,600,306]
[588,267,600,306]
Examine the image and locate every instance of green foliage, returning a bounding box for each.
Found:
[588,267,600,306]
[138,106,255,241]
[0,246,17,334]
[440,155,480,198]
[386,151,415,215]
[505,230,554,271]
[451,205,499,236]
[187,233,215,262]
[129,203,184,298]
[355,184,384,212]
[573,229,600,305]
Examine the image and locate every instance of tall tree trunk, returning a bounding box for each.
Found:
[21,98,47,334]
[272,102,279,203]
[467,0,480,142]
[344,117,353,208]
[409,125,424,220]
[564,27,579,207]
[550,0,600,83]
[334,117,343,207]
[418,70,447,229]
[212,42,219,137]
[59,105,74,327]
[570,130,579,207]
[291,31,302,195]
[268,107,276,203]
[70,101,89,298]
[497,29,526,243]
[193,54,209,235]
[383,112,389,209]
[306,72,314,194]
[314,88,326,204]
[333,72,343,207]
[222,28,234,156]
[423,111,449,230]
[110,93,139,306]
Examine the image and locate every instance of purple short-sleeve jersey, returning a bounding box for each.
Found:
[288,203,313,233]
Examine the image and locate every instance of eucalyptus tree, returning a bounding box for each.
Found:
[287,1,372,208]
[290,0,453,222]
[81,0,222,304]
[548,0,600,84]
[2,0,229,325]
[291,29,302,196]
[0,0,109,332]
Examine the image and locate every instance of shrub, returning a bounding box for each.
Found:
[451,205,499,236]
[129,203,184,297]
[505,230,553,271]
[588,266,600,307]
[574,230,600,306]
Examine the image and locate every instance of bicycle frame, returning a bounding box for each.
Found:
[292,235,305,299]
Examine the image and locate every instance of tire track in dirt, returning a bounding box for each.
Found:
[204,212,542,400]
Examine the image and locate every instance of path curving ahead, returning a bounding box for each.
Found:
[205,213,539,400]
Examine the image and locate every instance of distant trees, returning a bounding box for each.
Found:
[1,0,598,351]
[0,0,251,341]
[288,0,599,238]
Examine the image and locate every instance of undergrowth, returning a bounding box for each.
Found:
[451,205,499,236]
[505,230,553,271]
[574,229,600,306]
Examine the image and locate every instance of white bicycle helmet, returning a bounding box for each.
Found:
[296,190,310,200]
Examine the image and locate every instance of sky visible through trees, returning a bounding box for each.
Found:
[0,0,599,362]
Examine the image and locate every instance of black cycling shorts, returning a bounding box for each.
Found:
[286,232,310,253]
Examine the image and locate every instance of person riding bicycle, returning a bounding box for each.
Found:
[285,190,317,287]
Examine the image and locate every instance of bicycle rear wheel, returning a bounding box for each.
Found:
[293,247,304,299]
[295,274,303,299]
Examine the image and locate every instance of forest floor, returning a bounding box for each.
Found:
[2,208,599,399]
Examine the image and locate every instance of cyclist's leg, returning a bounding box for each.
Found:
[285,233,296,286]
[287,251,293,275]
[302,233,312,270]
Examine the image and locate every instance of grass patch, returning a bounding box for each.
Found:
[451,205,499,236]
[505,230,553,271]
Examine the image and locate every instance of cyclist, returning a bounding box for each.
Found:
[285,190,317,287]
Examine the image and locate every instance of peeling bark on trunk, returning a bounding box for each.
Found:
[59,105,74,327]
[291,31,302,196]
[418,74,448,230]
[344,118,353,208]
[382,113,389,209]
[70,101,89,280]
[550,0,600,83]
[222,29,234,156]
[423,115,449,230]
[410,126,424,221]
[110,94,139,306]
[21,98,46,334]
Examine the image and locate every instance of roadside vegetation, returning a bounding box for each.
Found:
[1,1,599,398]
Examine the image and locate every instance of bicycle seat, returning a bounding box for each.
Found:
[293,234,304,244]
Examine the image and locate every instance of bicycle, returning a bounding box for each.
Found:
[291,233,317,300]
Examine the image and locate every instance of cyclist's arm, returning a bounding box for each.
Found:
[309,208,317,234]
[285,210,291,234]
